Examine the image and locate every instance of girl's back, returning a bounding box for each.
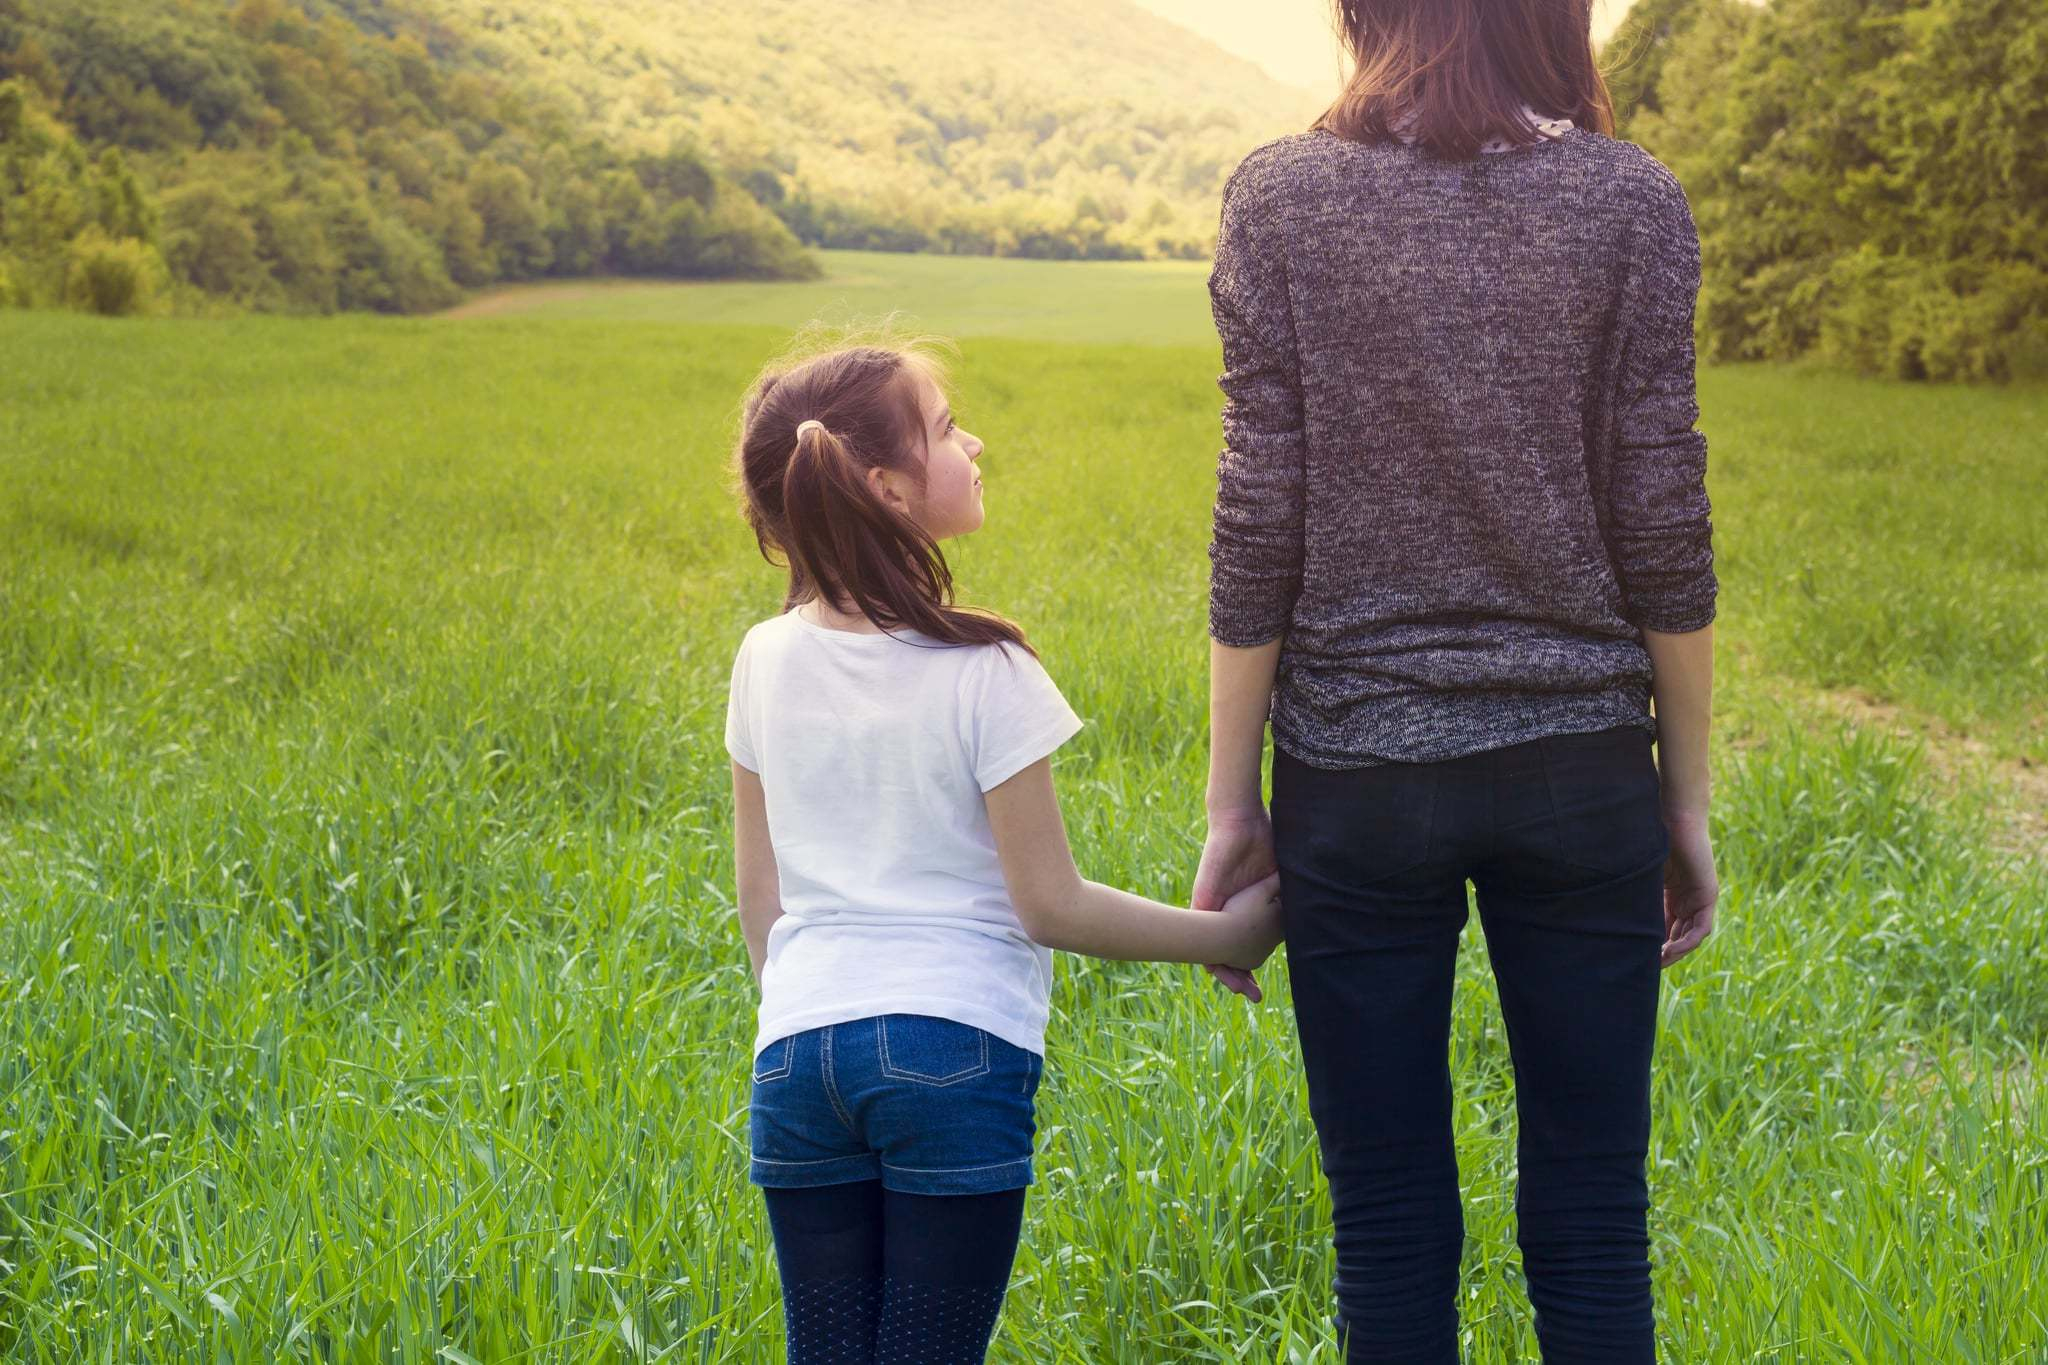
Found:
[727,610,1078,1057]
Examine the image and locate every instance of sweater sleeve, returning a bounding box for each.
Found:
[1206,163,1308,648]
[1609,169,1718,634]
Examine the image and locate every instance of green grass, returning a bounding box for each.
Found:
[0,304,2043,1362]
[444,249,1217,348]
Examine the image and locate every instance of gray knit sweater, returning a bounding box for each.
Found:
[1207,127,1717,769]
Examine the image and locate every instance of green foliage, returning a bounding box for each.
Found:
[60,224,165,314]
[0,78,160,308]
[0,0,818,316]
[380,0,1317,262]
[1603,0,1711,134]
[1623,0,2048,381]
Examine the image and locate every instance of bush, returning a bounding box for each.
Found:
[1818,250,2048,383]
[0,258,18,308]
[62,228,166,316]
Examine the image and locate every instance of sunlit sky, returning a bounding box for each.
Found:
[1130,0,1640,96]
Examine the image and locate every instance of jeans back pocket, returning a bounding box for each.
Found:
[1540,728,1670,880]
[876,1015,991,1088]
[752,1034,795,1084]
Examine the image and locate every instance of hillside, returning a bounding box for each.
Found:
[0,0,814,315]
[2,0,1318,317]
[376,0,1322,260]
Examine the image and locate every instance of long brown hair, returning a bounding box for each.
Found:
[734,340,1033,655]
[1318,0,1616,160]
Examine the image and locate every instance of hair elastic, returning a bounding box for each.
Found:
[794,420,826,441]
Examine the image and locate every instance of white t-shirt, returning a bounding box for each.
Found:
[725,609,1084,1058]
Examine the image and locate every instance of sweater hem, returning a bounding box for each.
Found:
[1273,693,1656,771]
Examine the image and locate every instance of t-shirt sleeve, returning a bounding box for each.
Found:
[965,644,1085,793]
[724,635,759,773]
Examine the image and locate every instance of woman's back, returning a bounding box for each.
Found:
[1207,127,1717,768]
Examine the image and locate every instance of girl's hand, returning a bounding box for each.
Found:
[1214,872,1284,975]
[1194,808,1278,1001]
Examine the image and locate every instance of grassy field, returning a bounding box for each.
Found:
[442,250,1218,349]
[1,278,2044,1363]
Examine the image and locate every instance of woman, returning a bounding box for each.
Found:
[1192,2,1720,1361]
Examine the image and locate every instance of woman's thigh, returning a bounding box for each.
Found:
[1272,750,1473,1178]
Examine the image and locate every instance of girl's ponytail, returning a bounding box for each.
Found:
[736,345,1033,656]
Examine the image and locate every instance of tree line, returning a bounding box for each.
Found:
[1611,0,2046,382]
[5,0,2041,383]
[0,0,816,317]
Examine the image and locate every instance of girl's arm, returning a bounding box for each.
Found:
[985,757,1281,969]
[732,762,782,979]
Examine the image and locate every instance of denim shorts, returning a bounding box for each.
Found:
[749,1014,1042,1195]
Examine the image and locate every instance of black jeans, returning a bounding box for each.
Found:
[1273,725,1669,1364]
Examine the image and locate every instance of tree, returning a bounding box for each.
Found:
[1637,0,2048,379]
[161,181,262,297]
[1602,0,1713,136]
[466,160,551,279]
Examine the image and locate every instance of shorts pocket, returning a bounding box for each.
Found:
[876,1015,991,1088]
[751,1034,795,1084]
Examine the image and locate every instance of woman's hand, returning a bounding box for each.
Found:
[1660,809,1718,967]
[1193,807,1278,1001]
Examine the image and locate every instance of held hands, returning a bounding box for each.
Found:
[1215,872,1284,972]
[1192,807,1280,1002]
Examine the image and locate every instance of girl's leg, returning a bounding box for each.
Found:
[873,1187,1027,1365]
[763,1180,886,1365]
[1273,748,1472,1365]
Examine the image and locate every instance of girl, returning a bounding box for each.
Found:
[725,340,1283,1364]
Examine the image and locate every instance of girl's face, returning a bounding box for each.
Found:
[881,373,984,541]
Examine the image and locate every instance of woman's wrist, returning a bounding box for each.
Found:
[1205,793,1266,821]
[1660,798,1711,827]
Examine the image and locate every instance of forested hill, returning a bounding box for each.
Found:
[0,0,819,315]
[0,0,1314,318]
[410,0,1321,261]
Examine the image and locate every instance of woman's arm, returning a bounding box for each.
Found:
[1207,160,1308,657]
[1644,625,1712,818]
[1197,159,1304,996]
[1610,173,1720,968]
[1203,639,1281,821]
[1643,626,1717,966]
[732,762,782,979]
[1194,640,1282,998]
[984,758,1282,970]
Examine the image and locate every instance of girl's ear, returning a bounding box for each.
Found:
[866,464,916,516]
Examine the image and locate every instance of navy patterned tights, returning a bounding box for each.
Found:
[763,1182,1026,1364]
